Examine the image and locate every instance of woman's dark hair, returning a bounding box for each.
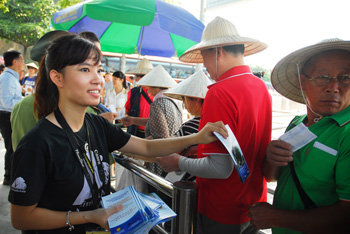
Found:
[112,71,127,89]
[34,33,102,118]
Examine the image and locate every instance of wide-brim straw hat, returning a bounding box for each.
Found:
[26,62,38,70]
[164,70,212,100]
[128,58,154,75]
[271,38,350,104]
[137,64,177,88]
[30,30,71,62]
[179,16,267,63]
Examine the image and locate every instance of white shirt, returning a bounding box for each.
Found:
[105,88,128,111]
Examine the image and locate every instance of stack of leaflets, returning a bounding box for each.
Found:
[101,186,176,234]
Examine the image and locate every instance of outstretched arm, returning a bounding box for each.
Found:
[11,203,123,231]
[119,121,227,158]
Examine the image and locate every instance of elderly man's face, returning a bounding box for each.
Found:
[302,50,350,117]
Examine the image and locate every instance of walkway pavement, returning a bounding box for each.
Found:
[0,138,19,234]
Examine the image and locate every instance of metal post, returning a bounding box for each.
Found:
[171,181,198,234]
[120,54,126,73]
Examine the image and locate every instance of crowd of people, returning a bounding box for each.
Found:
[0,14,349,234]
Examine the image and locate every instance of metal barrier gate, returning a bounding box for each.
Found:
[112,153,271,234]
[112,153,198,234]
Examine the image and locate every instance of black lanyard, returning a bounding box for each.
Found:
[54,108,105,208]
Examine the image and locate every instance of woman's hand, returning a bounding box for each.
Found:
[194,121,227,145]
[84,205,123,230]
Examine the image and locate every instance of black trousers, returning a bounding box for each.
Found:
[0,111,13,180]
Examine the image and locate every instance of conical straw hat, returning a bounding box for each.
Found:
[26,62,38,70]
[128,58,154,75]
[179,17,267,63]
[137,65,177,88]
[164,70,212,100]
[271,38,350,104]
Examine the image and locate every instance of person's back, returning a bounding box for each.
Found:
[198,68,271,223]
[158,16,270,234]
[11,94,37,151]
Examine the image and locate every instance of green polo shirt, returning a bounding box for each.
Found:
[272,105,350,234]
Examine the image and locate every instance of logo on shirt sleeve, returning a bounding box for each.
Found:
[10,177,27,193]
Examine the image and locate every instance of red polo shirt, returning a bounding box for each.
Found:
[125,87,153,130]
[197,65,272,224]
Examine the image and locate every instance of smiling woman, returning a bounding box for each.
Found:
[8,32,227,234]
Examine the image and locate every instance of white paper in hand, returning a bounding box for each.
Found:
[109,104,117,113]
[115,108,126,119]
[278,123,317,152]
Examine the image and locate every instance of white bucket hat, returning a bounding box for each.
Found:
[128,58,154,75]
[179,16,267,63]
[164,70,212,100]
[26,62,38,70]
[271,38,350,104]
[137,65,177,88]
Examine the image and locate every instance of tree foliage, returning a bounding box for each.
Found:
[57,0,81,9]
[250,64,271,82]
[0,0,9,13]
[0,0,80,57]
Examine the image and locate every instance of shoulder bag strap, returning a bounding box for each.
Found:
[141,88,153,105]
[290,161,317,209]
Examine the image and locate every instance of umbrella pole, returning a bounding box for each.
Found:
[138,26,145,59]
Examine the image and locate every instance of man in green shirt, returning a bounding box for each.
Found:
[249,39,350,233]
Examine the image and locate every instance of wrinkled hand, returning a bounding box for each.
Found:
[248,202,275,230]
[88,205,123,230]
[121,116,133,127]
[99,112,117,123]
[195,121,227,145]
[156,153,181,172]
[266,140,293,167]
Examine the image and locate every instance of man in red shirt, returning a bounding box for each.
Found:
[123,58,154,138]
[157,17,272,234]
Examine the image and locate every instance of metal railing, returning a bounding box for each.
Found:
[112,153,198,234]
[112,153,275,234]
